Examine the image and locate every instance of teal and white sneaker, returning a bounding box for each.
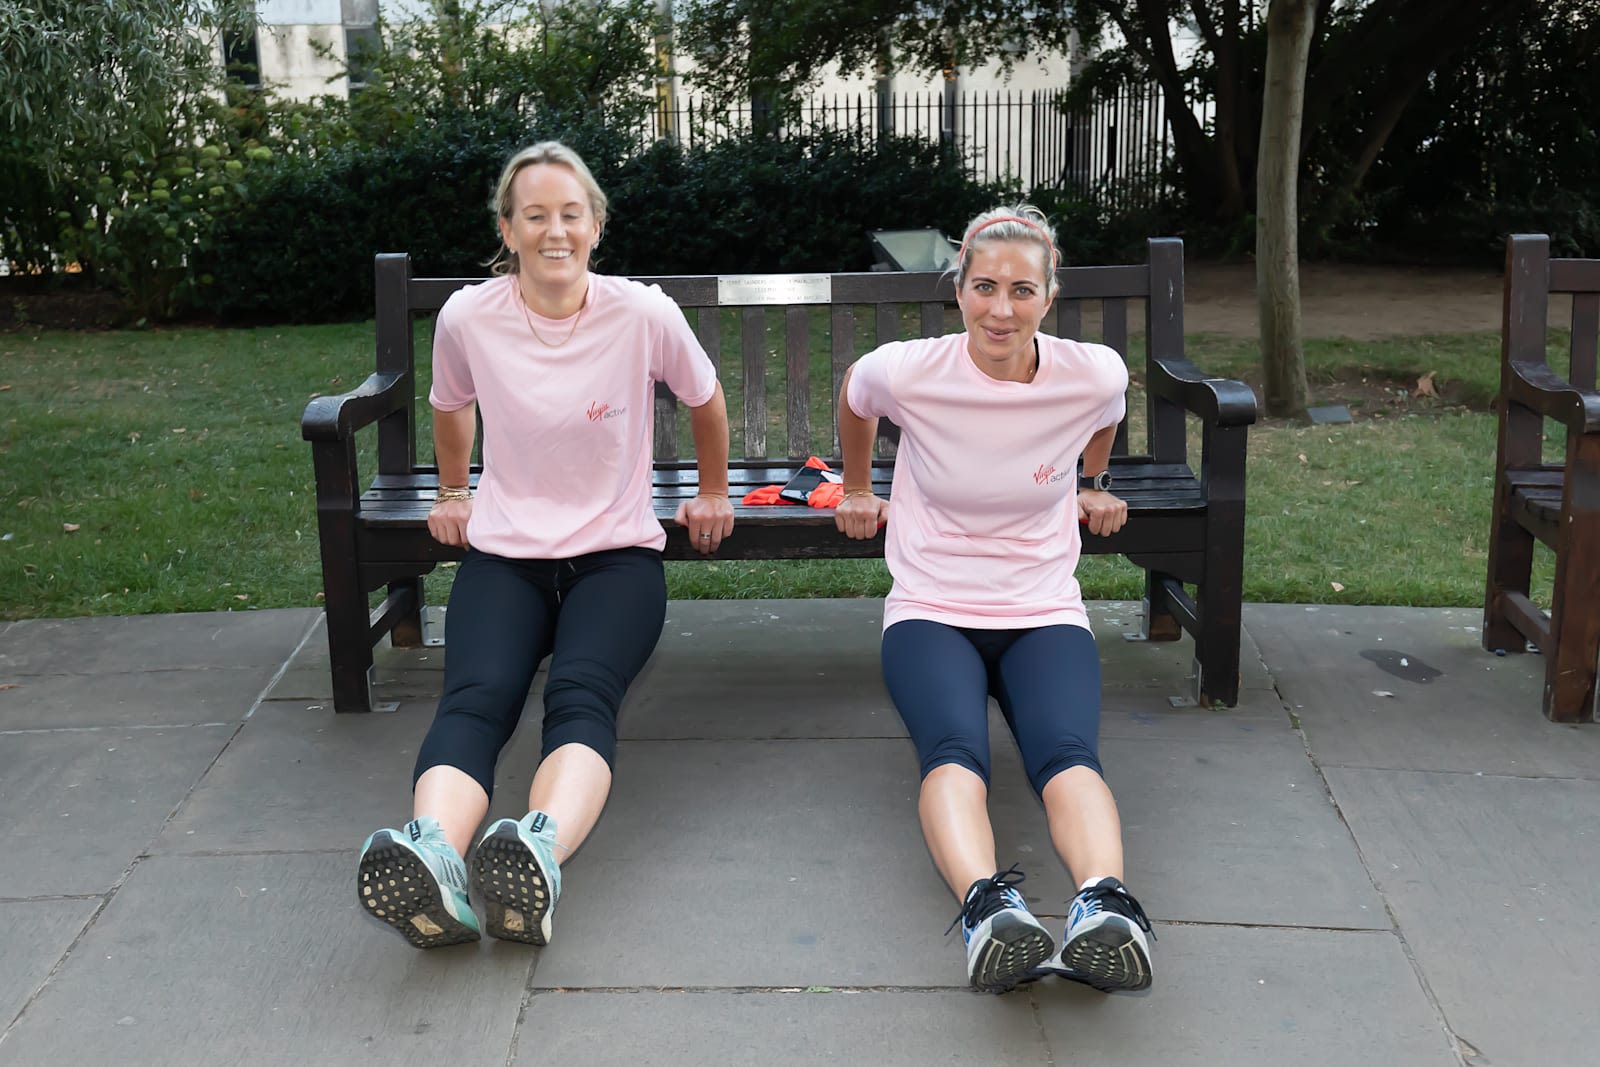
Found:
[1033,876,1155,992]
[356,816,481,948]
[470,811,562,945]
[947,865,1055,993]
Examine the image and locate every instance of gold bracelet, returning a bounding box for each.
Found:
[434,485,471,504]
[843,488,877,500]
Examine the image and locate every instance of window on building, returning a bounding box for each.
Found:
[345,26,382,95]
[223,30,261,90]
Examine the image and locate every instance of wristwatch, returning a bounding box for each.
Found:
[1079,470,1112,492]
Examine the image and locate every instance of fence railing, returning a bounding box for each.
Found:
[634,85,1183,212]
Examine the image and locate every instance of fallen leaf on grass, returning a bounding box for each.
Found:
[314,592,325,602]
[62,523,80,533]
[1297,453,1308,464]
[171,427,186,433]
[1414,370,1438,398]
[1330,581,1345,592]
[233,594,249,601]
[0,384,11,392]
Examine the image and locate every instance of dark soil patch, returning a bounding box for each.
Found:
[0,276,124,331]
[1226,368,1487,426]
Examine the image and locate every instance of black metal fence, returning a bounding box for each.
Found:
[638,84,1184,212]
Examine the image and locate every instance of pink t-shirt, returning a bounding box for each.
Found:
[429,273,718,559]
[847,332,1128,631]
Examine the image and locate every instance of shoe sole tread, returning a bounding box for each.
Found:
[357,836,479,949]
[970,913,1055,994]
[1062,918,1152,993]
[472,827,554,945]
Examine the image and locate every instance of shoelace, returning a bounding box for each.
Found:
[945,863,1028,936]
[1077,880,1157,939]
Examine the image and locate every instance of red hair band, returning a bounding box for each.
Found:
[956,215,1060,274]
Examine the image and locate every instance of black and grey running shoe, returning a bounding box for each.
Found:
[1034,876,1155,993]
[947,864,1056,994]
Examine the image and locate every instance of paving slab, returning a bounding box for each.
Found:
[0,609,317,676]
[0,899,99,1030]
[0,853,532,1067]
[512,990,1048,1067]
[0,667,272,730]
[1031,924,1457,1066]
[1087,602,1275,693]
[530,739,962,988]
[0,725,234,897]
[997,731,1387,929]
[156,702,546,854]
[265,615,448,703]
[646,599,1273,693]
[1325,766,1600,1067]
[268,599,1272,706]
[533,730,1380,989]
[1246,604,1600,777]
[1098,687,1287,742]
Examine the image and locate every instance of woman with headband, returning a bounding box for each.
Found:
[355,142,733,949]
[834,204,1154,994]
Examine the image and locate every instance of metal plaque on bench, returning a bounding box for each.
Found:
[717,274,832,306]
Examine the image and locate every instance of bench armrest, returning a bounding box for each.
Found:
[1148,355,1258,427]
[1506,360,1600,435]
[301,371,408,442]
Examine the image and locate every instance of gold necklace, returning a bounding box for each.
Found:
[517,279,586,347]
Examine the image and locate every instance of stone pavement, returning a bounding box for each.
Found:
[1,601,1596,1066]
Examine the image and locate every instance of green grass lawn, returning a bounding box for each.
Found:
[0,315,1568,620]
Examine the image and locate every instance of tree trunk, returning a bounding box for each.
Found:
[1257,0,1317,419]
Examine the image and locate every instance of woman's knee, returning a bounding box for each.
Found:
[920,739,991,786]
[1030,745,1103,795]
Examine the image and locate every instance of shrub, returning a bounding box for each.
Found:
[199,122,1008,321]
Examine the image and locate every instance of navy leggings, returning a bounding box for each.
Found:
[880,620,1104,796]
[413,546,667,799]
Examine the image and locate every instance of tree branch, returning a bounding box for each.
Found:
[1128,0,1234,209]
[1302,0,1468,133]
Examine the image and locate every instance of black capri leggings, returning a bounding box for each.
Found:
[880,620,1103,796]
[413,546,667,799]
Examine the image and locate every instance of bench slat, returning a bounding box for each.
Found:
[1571,293,1598,393]
[786,306,811,458]
[742,307,765,458]
[830,305,854,456]
[875,303,898,347]
[1056,301,1082,339]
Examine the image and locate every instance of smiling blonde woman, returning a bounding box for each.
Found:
[835,204,1155,995]
[356,142,734,950]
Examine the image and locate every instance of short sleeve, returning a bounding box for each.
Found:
[845,343,903,422]
[427,295,475,411]
[646,287,718,407]
[1094,346,1129,430]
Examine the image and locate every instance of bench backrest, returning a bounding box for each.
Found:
[371,238,1189,474]
[1502,234,1600,466]
[1505,234,1600,393]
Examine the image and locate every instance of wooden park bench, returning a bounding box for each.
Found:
[1484,233,1600,723]
[302,239,1257,714]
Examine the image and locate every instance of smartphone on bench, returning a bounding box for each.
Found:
[779,467,831,504]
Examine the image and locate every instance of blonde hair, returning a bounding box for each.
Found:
[954,204,1059,298]
[488,141,608,275]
